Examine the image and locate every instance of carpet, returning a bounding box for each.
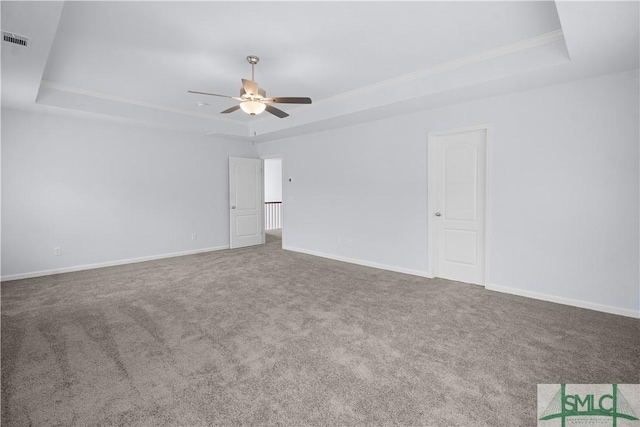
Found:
[2,229,638,426]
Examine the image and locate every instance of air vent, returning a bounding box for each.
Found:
[2,31,30,47]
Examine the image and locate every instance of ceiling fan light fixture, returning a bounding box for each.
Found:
[240,100,266,115]
[188,55,311,119]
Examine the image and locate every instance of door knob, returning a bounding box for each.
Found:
[231,206,236,209]
[435,212,442,217]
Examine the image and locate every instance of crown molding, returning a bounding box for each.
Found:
[40,29,564,133]
[250,30,564,127]
[205,131,252,140]
[315,29,565,106]
[38,80,248,125]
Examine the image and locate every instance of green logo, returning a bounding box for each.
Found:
[539,384,639,427]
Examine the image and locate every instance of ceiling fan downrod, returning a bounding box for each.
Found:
[247,55,259,82]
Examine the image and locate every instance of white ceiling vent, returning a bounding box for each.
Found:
[2,31,30,47]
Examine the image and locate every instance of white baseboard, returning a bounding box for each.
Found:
[1,245,230,282]
[486,283,640,319]
[6,245,636,319]
[283,245,433,278]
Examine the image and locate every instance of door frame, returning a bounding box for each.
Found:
[427,123,491,285]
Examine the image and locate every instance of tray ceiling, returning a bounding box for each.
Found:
[2,1,638,141]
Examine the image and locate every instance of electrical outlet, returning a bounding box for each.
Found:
[191,233,197,241]
[53,247,62,256]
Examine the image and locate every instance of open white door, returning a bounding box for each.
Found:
[428,125,489,285]
[229,157,264,249]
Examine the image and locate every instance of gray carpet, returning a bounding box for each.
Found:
[2,229,638,426]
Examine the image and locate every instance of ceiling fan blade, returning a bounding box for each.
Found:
[220,105,241,114]
[188,90,242,101]
[265,104,289,118]
[241,79,259,97]
[262,97,312,104]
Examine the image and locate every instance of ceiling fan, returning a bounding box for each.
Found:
[188,55,312,118]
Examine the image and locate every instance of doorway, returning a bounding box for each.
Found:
[263,157,283,246]
[427,125,490,285]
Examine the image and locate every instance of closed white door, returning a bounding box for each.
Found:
[229,157,264,249]
[428,126,488,285]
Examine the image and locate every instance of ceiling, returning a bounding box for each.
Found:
[2,1,638,142]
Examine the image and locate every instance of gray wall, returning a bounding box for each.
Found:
[257,70,640,315]
[3,69,638,316]
[1,109,256,277]
[264,158,282,203]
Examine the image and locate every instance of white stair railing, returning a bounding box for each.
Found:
[264,202,282,230]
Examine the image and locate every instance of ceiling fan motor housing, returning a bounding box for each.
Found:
[241,87,266,99]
